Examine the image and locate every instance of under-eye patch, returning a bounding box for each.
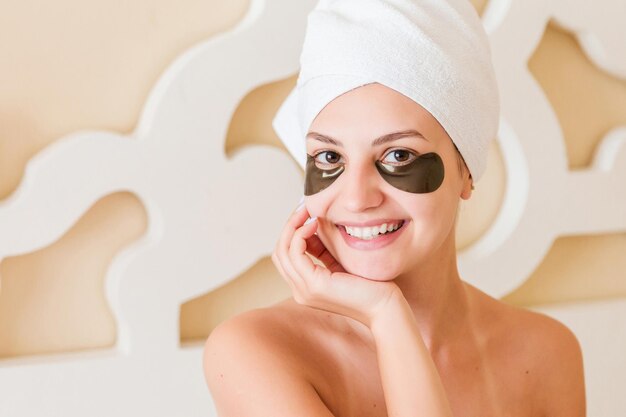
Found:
[304,152,445,195]
[304,154,345,195]
[375,152,444,193]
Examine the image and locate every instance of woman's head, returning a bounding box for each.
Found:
[272,0,499,280]
[304,83,473,280]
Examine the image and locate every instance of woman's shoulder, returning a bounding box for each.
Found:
[206,297,320,359]
[203,298,339,416]
[467,282,579,343]
[494,295,584,385]
[468,283,585,414]
[205,297,337,380]
[216,297,324,342]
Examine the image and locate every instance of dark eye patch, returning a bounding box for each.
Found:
[304,152,444,195]
[375,152,444,193]
[304,154,344,195]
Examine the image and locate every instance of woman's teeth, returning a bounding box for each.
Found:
[344,221,404,240]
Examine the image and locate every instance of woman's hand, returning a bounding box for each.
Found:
[271,202,401,328]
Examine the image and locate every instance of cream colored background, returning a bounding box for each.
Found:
[0,0,624,360]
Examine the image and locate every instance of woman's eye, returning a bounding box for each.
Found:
[314,150,342,167]
[381,149,417,165]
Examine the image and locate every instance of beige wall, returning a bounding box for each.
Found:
[0,0,624,359]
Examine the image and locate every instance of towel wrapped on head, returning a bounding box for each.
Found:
[272,0,500,185]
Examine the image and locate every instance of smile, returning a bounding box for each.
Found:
[343,220,405,240]
[336,220,407,250]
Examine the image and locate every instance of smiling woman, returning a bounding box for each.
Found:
[202,0,586,416]
[300,83,469,281]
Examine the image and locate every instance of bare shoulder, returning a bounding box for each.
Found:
[469,285,586,416]
[510,305,586,416]
[203,299,335,417]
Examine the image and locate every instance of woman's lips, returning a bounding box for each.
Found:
[336,220,407,251]
[335,218,405,227]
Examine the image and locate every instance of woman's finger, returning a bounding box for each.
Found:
[272,248,305,302]
[271,251,287,283]
[274,204,310,289]
[289,218,331,294]
[278,204,309,248]
[304,234,345,273]
[276,203,309,263]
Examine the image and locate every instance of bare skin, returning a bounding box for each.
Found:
[217,282,582,417]
[204,83,586,417]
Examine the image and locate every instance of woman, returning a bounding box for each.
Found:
[203,1,586,416]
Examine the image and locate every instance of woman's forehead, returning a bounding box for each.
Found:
[308,83,444,142]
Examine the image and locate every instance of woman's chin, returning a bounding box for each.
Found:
[342,261,399,281]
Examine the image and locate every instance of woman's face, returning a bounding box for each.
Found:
[304,82,472,281]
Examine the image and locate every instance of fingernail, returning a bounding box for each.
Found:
[304,216,317,225]
[296,201,306,211]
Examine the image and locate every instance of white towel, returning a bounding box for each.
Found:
[272,0,499,186]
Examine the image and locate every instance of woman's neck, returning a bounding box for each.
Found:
[393,229,470,355]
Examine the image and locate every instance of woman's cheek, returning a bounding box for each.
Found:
[303,194,329,216]
[317,219,336,248]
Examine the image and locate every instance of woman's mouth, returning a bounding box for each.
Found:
[342,220,405,240]
[335,220,407,250]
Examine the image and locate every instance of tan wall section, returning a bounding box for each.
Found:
[0,0,624,359]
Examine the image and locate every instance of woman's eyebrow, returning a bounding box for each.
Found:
[305,129,428,147]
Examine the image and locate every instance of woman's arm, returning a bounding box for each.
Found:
[370,289,454,417]
[273,205,454,416]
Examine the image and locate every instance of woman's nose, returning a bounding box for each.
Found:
[337,162,384,213]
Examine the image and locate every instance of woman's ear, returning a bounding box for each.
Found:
[460,172,473,200]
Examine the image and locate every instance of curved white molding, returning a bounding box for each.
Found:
[0,1,313,415]
[0,0,624,415]
[461,0,626,297]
